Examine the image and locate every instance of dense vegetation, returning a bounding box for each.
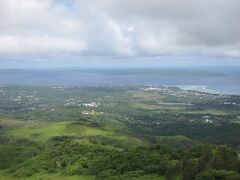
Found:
[0,85,240,179]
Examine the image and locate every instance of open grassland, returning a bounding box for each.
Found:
[4,119,145,148]
[0,118,47,129]
[134,102,186,111]
[0,171,94,180]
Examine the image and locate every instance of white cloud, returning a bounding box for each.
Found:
[0,35,87,55]
[0,0,87,56]
[0,0,239,59]
[95,0,240,57]
[107,19,135,56]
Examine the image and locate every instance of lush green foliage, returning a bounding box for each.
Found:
[1,138,240,179]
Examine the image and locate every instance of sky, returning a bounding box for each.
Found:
[0,0,239,68]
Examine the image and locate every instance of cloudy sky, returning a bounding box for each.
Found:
[0,0,239,68]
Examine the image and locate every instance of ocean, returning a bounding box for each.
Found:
[0,66,239,95]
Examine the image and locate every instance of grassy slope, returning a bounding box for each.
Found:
[0,171,165,180]
[2,117,145,148]
[0,171,93,180]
